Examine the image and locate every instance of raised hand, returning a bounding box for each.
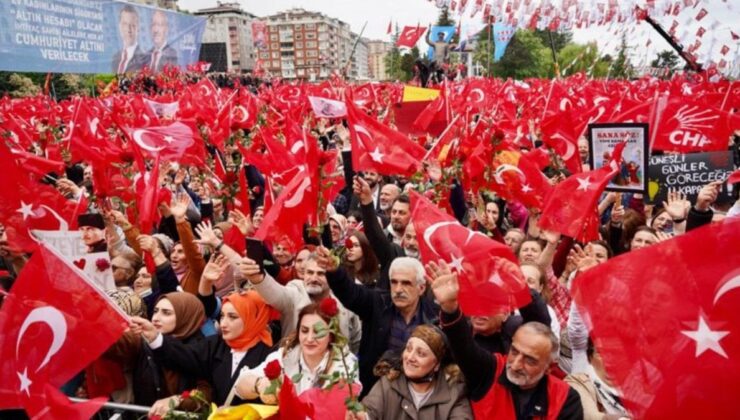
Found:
[129,316,158,343]
[352,176,373,206]
[425,260,459,314]
[229,209,253,236]
[695,181,721,211]
[170,192,191,222]
[315,246,339,273]
[195,220,221,248]
[662,188,689,221]
[202,253,229,284]
[137,235,161,255]
[238,257,264,284]
[610,204,625,225]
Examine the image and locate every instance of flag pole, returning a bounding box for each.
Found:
[342,21,368,79]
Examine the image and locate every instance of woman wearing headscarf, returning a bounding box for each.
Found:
[137,293,212,417]
[349,325,472,419]
[130,290,274,406]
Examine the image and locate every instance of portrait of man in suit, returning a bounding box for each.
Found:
[112,5,146,74]
[148,10,179,72]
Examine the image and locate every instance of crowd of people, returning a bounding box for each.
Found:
[1,67,739,420]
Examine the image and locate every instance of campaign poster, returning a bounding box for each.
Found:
[647,151,735,205]
[587,123,649,194]
[0,0,206,74]
[251,21,267,50]
[32,229,116,292]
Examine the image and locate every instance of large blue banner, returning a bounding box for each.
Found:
[0,0,206,74]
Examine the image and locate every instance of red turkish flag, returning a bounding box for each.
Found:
[0,112,34,149]
[540,110,583,174]
[124,121,206,166]
[135,155,161,234]
[253,169,317,253]
[396,26,426,48]
[651,98,737,153]
[0,243,128,413]
[410,191,531,316]
[538,142,625,242]
[346,100,425,177]
[572,217,740,418]
[0,143,76,252]
[387,20,392,34]
[488,146,553,210]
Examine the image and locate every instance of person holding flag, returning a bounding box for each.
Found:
[427,260,583,419]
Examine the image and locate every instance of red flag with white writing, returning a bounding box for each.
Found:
[651,98,738,153]
[572,217,740,419]
[410,191,530,316]
[0,243,128,414]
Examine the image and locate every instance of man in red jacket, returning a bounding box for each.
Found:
[428,261,583,419]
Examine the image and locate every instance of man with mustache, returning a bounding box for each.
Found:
[318,251,438,396]
[428,261,583,419]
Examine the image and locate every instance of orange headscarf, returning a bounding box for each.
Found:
[221,290,273,351]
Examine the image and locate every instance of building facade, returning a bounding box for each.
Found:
[260,8,368,81]
[126,0,178,10]
[367,40,393,81]
[194,2,257,73]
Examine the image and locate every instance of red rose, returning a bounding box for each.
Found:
[180,390,191,400]
[344,238,354,249]
[95,258,110,272]
[319,297,339,318]
[263,360,282,380]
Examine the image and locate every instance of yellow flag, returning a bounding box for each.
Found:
[402,85,440,102]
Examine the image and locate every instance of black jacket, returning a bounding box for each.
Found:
[360,202,404,291]
[152,334,273,405]
[474,289,551,354]
[327,267,439,395]
[134,333,204,406]
[441,308,582,419]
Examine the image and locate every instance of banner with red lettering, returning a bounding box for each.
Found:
[587,123,649,194]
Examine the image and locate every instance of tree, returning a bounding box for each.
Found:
[436,6,455,27]
[533,29,572,53]
[558,42,610,77]
[5,73,41,98]
[480,30,554,79]
[651,50,680,76]
[610,34,634,79]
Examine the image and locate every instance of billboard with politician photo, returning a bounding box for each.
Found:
[0,0,206,74]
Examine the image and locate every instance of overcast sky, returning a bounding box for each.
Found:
[178,0,739,75]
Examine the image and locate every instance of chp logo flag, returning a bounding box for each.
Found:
[410,191,531,316]
[0,242,128,417]
[572,217,740,419]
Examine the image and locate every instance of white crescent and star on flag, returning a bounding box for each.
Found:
[15,306,69,396]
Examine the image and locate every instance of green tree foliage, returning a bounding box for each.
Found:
[492,30,554,79]
[436,6,455,27]
[0,71,115,99]
[558,42,610,77]
[651,50,680,75]
[3,73,41,98]
[533,29,572,53]
[610,34,634,79]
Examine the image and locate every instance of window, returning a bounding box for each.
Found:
[306,50,318,57]
[270,34,278,41]
[271,43,279,49]
[297,59,305,65]
[295,41,303,48]
[296,50,303,57]
[260,52,269,59]
[306,23,315,29]
[305,32,316,39]
[295,33,303,40]
[271,52,279,59]
[281,51,294,57]
[294,24,303,30]
[305,41,317,48]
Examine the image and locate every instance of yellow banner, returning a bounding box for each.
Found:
[402,85,440,102]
